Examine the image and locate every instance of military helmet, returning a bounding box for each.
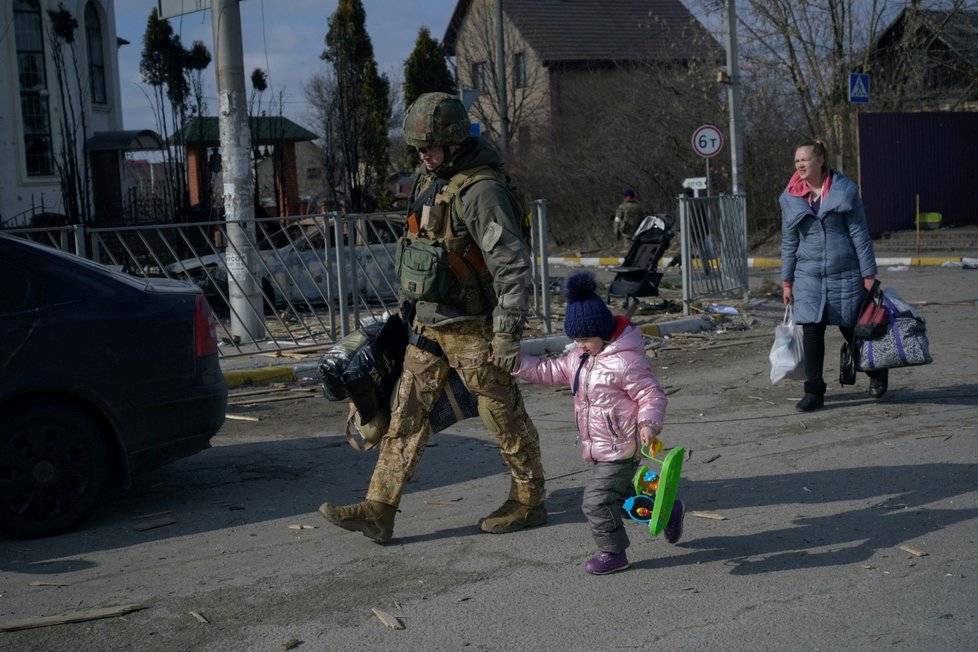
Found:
[403,92,471,148]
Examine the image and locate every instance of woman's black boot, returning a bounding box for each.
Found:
[796,393,824,412]
[868,369,889,399]
[797,380,826,412]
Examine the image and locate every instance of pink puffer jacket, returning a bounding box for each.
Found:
[515,319,667,462]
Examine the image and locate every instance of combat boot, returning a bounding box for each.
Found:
[319,500,396,543]
[479,499,547,534]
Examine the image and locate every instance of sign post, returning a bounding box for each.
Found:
[848,73,870,185]
[691,125,724,196]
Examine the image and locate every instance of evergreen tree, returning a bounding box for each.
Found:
[139,9,212,220]
[403,27,457,108]
[321,0,392,212]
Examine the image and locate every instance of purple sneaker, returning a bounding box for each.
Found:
[584,551,629,575]
[664,499,685,544]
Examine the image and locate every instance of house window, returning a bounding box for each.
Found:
[85,3,107,104]
[14,0,53,176]
[471,61,489,91]
[514,52,527,88]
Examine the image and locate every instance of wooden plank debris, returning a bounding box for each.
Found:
[131,510,172,520]
[371,607,404,630]
[228,393,315,407]
[899,545,928,557]
[229,385,288,398]
[690,511,726,520]
[280,639,302,651]
[0,603,147,632]
[225,414,261,422]
[189,611,209,623]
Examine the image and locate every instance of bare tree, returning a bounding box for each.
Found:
[304,71,346,212]
[452,0,549,155]
[730,1,977,173]
[517,60,723,251]
[45,4,91,225]
[678,0,978,243]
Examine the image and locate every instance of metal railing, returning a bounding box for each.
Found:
[679,194,750,314]
[6,204,553,357]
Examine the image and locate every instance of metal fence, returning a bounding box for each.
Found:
[6,203,553,358]
[679,194,750,314]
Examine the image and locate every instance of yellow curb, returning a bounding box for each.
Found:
[749,257,782,268]
[640,323,661,336]
[910,257,960,266]
[224,366,295,388]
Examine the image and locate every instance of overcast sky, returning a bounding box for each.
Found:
[115,0,459,131]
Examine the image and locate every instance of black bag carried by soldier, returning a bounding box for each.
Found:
[318,315,479,450]
[318,316,409,423]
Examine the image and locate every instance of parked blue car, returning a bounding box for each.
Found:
[0,234,228,537]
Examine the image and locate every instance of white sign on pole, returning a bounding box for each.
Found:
[682,177,707,190]
[158,0,211,19]
[692,125,724,158]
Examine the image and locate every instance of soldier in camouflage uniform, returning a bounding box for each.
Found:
[319,92,547,543]
[614,188,644,244]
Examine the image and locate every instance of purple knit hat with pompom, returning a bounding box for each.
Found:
[563,271,615,340]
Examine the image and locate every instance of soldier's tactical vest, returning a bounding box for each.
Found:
[396,166,527,315]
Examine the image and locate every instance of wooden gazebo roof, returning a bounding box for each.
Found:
[169,116,317,146]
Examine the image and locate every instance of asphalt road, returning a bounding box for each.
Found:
[1,265,976,651]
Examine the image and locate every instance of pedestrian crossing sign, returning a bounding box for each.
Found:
[849,73,870,104]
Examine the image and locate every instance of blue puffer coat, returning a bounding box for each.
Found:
[780,170,877,326]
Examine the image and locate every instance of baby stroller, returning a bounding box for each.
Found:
[607,213,676,311]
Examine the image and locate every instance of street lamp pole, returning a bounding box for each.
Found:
[725,0,745,196]
[496,0,508,154]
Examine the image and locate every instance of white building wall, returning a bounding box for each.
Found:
[0,0,123,227]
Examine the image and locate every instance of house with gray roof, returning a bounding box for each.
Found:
[869,7,978,111]
[443,0,722,153]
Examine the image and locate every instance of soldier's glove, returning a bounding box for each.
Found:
[491,332,521,373]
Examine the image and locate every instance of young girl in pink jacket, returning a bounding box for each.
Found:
[514,271,683,574]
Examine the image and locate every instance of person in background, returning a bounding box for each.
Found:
[513,271,683,575]
[781,139,888,412]
[614,188,644,246]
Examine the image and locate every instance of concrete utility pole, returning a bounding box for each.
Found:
[495,0,509,154]
[725,0,745,195]
[212,0,264,341]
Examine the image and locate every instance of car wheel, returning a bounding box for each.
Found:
[0,401,111,537]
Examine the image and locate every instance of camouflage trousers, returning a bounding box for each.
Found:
[365,319,546,508]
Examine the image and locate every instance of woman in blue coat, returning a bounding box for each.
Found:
[780,140,888,411]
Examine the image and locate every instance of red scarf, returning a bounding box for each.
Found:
[787,171,832,208]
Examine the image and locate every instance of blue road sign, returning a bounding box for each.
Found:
[849,73,870,104]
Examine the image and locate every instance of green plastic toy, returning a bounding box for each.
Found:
[623,442,685,536]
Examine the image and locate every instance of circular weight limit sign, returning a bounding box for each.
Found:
[692,124,724,158]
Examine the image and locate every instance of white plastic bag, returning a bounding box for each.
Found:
[769,305,805,384]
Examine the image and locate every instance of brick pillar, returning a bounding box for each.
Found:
[276,142,300,216]
[186,145,209,206]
